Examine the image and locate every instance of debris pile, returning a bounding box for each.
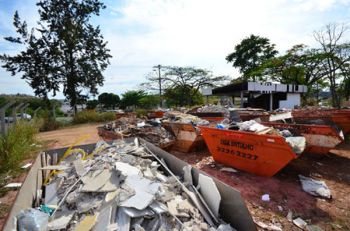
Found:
[16,140,235,231]
[236,120,306,154]
[99,117,175,149]
[164,111,209,126]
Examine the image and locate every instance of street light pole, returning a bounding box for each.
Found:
[156,64,162,108]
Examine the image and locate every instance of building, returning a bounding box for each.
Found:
[208,81,307,111]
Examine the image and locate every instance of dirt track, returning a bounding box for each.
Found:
[37,123,104,149]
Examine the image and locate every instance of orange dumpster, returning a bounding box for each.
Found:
[199,126,298,177]
[262,122,344,154]
[292,109,350,134]
[170,122,206,153]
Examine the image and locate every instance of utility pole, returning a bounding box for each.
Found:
[155,64,162,108]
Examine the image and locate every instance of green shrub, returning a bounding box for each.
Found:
[135,108,147,118]
[72,110,115,124]
[0,121,40,173]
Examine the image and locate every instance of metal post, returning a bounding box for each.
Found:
[240,91,244,108]
[0,102,15,135]
[269,93,273,111]
[34,107,42,118]
[12,103,24,124]
[52,104,56,119]
[20,103,29,119]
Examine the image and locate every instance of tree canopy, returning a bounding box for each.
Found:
[98,93,120,109]
[226,34,278,81]
[0,0,111,113]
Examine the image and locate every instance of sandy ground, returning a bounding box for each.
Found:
[36,123,105,149]
[1,123,350,230]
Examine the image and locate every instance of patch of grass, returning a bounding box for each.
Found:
[0,121,40,174]
[0,203,10,218]
[135,108,147,118]
[72,110,115,124]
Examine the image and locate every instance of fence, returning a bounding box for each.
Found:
[0,102,43,136]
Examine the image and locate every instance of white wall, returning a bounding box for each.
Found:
[279,93,301,109]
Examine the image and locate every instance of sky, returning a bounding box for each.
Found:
[1,0,350,99]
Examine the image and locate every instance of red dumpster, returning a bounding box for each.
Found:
[292,109,350,134]
[199,126,298,177]
[262,122,344,154]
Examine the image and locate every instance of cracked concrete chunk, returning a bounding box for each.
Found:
[48,212,74,230]
[45,180,60,206]
[81,169,118,192]
[73,159,85,176]
[198,173,221,218]
[183,165,193,185]
[93,205,112,231]
[75,214,97,231]
[121,175,160,210]
[115,162,141,176]
[293,217,308,229]
[116,208,131,231]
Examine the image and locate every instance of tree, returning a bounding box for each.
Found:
[120,90,146,109]
[258,44,329,102]
[226,34,278,81]
[98,93,120,109]
[314,23,350,108]
[142,66,227,106]
[139,95,159,109]
[86,99,99,109]
[164,85,204,107]
[0,0,112,114]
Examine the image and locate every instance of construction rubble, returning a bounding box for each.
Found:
[235,120,306,154]
[163,111,209,126]
[99,117,175,149]
[16,139,236,231]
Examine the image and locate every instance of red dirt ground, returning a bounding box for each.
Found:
[170,140,350,230]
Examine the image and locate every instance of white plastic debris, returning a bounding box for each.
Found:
[286,136,306,154]
[4,183,22,188]
[17,208,49,231]
[136,121,145,127]
[261,194,270,202]
[220,167,238,173]
[237,120,270,133]
[293,217,308,229]
[299,175,331,199]
[255,220,283,231]
[21,163,32,169]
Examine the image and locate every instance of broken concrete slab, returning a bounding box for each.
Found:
[73,159,85,176]
[183,165,193,185]
[116,208,131,231]
[47,212,74,230]
[81,169,116,192]
[198,173,221,218]
[45,180,60,206]
[120,175,160,210]
[75,214,97,231]
[93,204,112,231]
[115,162,141,176]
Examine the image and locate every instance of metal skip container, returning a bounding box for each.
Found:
[199,126,299,177]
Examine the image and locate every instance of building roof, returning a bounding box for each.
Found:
[212,81,307,96]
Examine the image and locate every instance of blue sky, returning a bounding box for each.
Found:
[1,0,350,99]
